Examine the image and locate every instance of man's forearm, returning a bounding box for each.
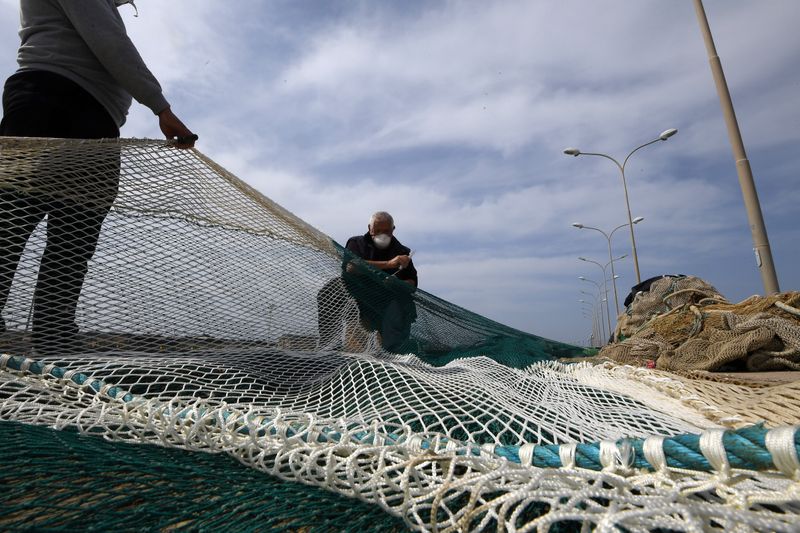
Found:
[365,259,392,270]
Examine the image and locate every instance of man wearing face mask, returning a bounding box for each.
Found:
[344,211,417,287]
[317,211,418,352]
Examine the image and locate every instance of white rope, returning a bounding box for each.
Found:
[599,440,617,471]
[774,301,800,317]
[643,435,667,471]
[518,443,535,467]
[765,426,800,480]
[699,428,730,478]
[559,442,577,469]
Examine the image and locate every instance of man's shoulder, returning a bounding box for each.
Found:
[346,234,367,246]
[390,239,411,255]
[345,234,368,255]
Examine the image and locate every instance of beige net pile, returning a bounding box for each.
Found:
[601,275,800,372]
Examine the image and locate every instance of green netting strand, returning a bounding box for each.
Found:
[0,420,409,532]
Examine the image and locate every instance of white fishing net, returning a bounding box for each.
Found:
[0,138,798,532]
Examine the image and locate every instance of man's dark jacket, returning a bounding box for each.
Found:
[345,233,418,285]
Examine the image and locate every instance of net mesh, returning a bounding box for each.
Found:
[1,138,798,532]
[603,275,800,372]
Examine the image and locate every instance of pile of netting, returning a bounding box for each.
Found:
[601,275,800,372]
[1,138,799,532]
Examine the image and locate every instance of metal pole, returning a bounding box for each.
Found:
[601,279,611,341]
[608,222,635,314]
[580,300,599,346]
[619,164,641,284]
[605,235,619,316]
[580,263,612,340]
[593,308,600,347]
[598,296,606,344]
[692,0,780,294]
[581,309,596,347]
[581,292,606,343]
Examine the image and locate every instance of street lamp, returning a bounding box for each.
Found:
[579,307,597,347]
[572,217,644,314]
[580,255,626,336]
[578,300,596,345]
[579,277,611,340]
[579,298,603,346]
[564,129,677,284]
[580,289,608,343]
[578,295,603,342]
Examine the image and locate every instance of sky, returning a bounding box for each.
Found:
[0,0,797,346]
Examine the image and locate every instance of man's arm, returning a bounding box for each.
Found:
[57,1,195,145]
[57,1,167,113]
[364,255,411,271]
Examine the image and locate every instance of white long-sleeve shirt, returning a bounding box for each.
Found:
[15,0,169,127]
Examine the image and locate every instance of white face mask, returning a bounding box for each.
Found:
[372,233,391,250]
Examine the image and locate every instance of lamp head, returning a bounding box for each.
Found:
[563,147,581,156]
[578,257,588,262]
[578,276,586,280]
[659,128,678,141]
[632,216,644,224]
[572,222,584,229]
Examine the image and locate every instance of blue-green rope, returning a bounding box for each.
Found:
[2,354,797,475]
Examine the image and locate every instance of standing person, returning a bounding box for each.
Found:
[0,0,196,352]
[317,211,418,352]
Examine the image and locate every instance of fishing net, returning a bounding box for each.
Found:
[602,275,800,372]
[1,138,798,532]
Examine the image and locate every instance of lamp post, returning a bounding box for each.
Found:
[572,217,644,315]
[580,307,596,347]
[579,277,610,341]
[579,298,603,346]
[579,301,598,345]
[578,254,628,335]
[580,289,608,343]
[579,295,604,343]
[692,0,779,295]
[564,129,677,284]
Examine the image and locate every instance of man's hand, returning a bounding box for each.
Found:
[389,255,411,270]
[158,106,196,149]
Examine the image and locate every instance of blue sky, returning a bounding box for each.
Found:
[1,1,797,346]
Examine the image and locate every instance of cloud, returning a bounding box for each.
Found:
[0,0,797,345]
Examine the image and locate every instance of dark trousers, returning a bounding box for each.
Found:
[0,70,120,340]
[317,274,415,352]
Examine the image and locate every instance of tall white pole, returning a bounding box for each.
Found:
[693,0,779,294]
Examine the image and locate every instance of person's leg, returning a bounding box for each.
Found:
[0,191,47,332]
[30,101,119,348]
[0,71,119,348]
[0,71,72,334]
[379,299,413,352]
[31,200,110,342]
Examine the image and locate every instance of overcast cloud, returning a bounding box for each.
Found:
[1,0,797,345]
